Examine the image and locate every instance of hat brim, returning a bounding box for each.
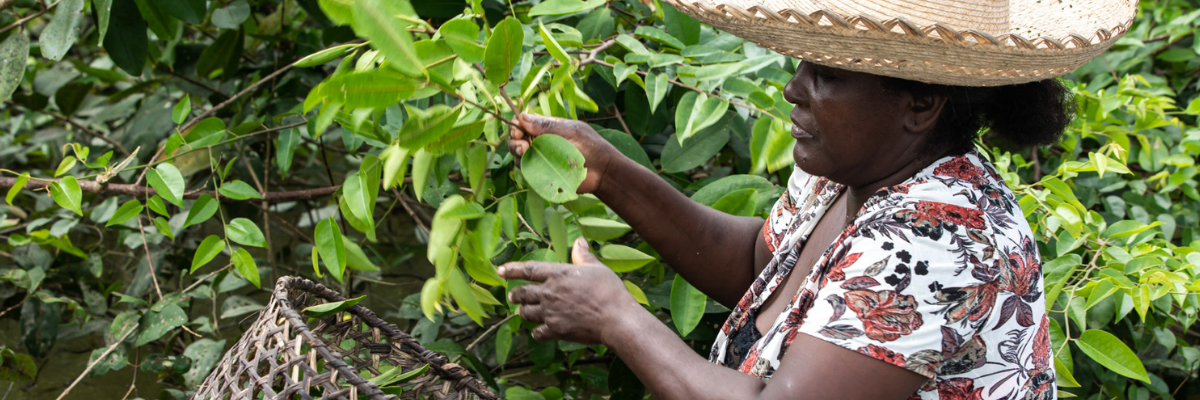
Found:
[663,1,1136,86]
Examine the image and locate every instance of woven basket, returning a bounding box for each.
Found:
[193,276,499,400]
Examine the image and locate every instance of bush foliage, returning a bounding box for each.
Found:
[0,0,1197,399]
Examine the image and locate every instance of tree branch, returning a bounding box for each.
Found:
[0,0,59,34]
[0,176,340,202]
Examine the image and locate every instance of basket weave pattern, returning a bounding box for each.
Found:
[193,277,499,400]
[662,0,1136,85]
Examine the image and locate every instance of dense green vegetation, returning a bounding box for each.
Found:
[0,0,1197,399]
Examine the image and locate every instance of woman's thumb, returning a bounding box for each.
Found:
[571,237,599,265]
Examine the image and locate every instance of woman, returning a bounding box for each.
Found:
[498,0,1135,398]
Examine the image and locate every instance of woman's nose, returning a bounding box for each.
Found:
[783,63,810,107]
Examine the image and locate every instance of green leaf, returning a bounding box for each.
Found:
[211,0,250,29]
[1075,329,1149,383]
[54,156,76,177]
[341,171,376,236]
[0,32,29,102]
[398,104,462,149]
[750,117,795,174]
[1054,356,1080,387]
[50,176,83,215]
[184,118,227,148]
[446,268,485,325]
[102,0,147,76]
[318,0,352,25]
[438,200,486,220]
[40,0,85,61]
[276,128,300,178]
[411,148,434,201]
[191,235,225,273]
[147,164,185,207]
[711,188,758,217]
[499,196,518,241]
[5,173,29,205]
[546,209,569,263]
[528,0,606,16]
[152,0,204,24]
[615,35,649,55]
[106,200,143,227]
[599,245,654,272]
[94,0,113,43]
[135,304,187,346]
[343,238,380,271]
[196,29,240,78]
[484,17,524,85]
[225,218,266,248]
[624,280,650,305]
[439,19,484,64]
[153,216,174,239]
[521,134,588,203]
[147,195,169,216]
[218,180,261,200]
[645,72,669,114]
[230,248,259,288]
[633,26,685,49]
[670,274,706,336]
[661,123,731,173]
[172,96,191,125]
[303,295,366,317]
[295,43,357,68]
[182,194,218,228]
[539,21,571,65]
[674,92,729,145]
[317,70,422,109]
[420,278,441,320]
[352,0,424,78]
[315,218,347,281]
[578,217,632,242]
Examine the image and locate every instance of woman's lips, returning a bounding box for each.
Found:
[791,124,813,139]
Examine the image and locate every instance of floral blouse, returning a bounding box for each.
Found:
[708,153,1056,400]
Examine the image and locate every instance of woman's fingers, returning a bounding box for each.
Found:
[531,324,555,342]
[518,304,543,323]
[498,261,562,282]
[519,113,588,139]
[508,284,546,305]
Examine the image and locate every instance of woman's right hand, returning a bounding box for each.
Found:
[508,113,621,194]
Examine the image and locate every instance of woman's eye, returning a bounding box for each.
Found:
[814,69,836,81]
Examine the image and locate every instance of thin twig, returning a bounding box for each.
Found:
[155,66,227,99]
[182,264,231,294]
[393,189,429,234]
[135,218,164,300]
[0,176,340,202]
[4,103,132,156]
[179,61,297,132]
[0,0,60,34]
[464,315,517,353]
[611,105,633,136]
[55,324,136,400]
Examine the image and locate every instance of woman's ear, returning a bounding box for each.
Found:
[905,93,948,134]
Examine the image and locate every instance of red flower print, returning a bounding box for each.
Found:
[826,252,862,283]
[936,378,984,400]
[844,289,924,342]
[934,157,987,184]
[933,281,1000,328]
[1000,238,1042,297]
[858,344,906,368]
[916,201,986,230]
[1032,317,1051,371]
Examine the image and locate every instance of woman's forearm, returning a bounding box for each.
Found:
[593,156,764,307]
[602,307,766,400]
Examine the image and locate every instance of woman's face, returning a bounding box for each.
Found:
[783,62,926,187]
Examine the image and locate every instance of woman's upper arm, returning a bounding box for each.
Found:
[762,334,929,400]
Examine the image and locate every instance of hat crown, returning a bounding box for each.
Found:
[780,0,1010,33]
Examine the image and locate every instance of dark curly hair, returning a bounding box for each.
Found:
[881,78,1075,155]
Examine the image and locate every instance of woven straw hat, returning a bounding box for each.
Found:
[662,0,1137,86]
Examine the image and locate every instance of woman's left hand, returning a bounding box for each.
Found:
[498,238,641,345]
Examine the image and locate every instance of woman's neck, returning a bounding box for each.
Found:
[840,149,955,223]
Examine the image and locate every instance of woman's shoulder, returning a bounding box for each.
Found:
[858,152,1028,243]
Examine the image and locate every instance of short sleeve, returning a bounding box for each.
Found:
[794,211,995,380]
